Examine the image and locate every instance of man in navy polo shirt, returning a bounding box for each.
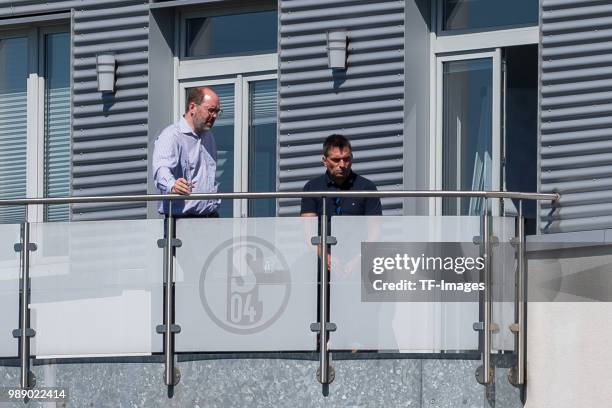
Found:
[301,134,382,217]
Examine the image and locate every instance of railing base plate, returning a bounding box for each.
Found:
[317,366,335,385]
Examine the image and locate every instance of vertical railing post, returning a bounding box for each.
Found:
[318,198,332,393]
[474,198,495,385]
[156,200,181,393]
[509,200,526,387]
[310,198,337,396]
[12,206,36,389]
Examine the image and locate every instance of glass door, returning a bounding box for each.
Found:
[181,80,236,218]
[435,50,501,216]
[180,74,277,218]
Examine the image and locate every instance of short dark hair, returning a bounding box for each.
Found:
[185,87,206,112]
[323,134,352,156]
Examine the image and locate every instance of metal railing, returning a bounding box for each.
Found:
[0,190,559,396]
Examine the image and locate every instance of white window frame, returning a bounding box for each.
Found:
[0,24,69,223]
[175,2,279,218]
[37,25,72,223]
[429,0,539,216]
[179,72,278,218]
[432,50,502,216]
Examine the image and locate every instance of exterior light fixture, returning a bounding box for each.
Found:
[327,29,348,70]
[96,54,116,92]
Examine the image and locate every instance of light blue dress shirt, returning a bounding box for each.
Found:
[152,117,220,215]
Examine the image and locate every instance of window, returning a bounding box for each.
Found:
[0,26,70,224]
[440,55,497,216]
[178,4,278,218]
[0,36,28,223]
[181,76,277,218]
[441,0,538,33]
[185,9,277,58]
[44,32,71,222]
[431,2,538,217]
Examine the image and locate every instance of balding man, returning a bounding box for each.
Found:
[152,87,222,217]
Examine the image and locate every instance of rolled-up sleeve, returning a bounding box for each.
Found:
[152,129,178,194]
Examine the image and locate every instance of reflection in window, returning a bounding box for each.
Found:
[186,10,277,58]
[0,37,28,224]
[248,80,277,217]
[442,58,492,216]
[44,32,71,222]
[443,0,537,32]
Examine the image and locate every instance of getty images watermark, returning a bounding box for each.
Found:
[362,241,612,302]
[361,242,514,302]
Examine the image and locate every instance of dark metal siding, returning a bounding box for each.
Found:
[278,0,405,216]
[540,0,612,232]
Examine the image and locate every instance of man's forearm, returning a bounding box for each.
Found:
[154,168,176,194]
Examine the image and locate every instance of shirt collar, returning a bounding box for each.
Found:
[326,170,355,188]
[179,116,198,138]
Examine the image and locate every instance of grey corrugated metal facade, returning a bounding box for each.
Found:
[277,0,405,216]
[540,0,612,233]
[3,0,612,232]
[71,1,149,221]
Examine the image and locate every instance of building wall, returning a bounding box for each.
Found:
[277,0,406,216]
[71,1,150,221]
[0,0,150,221]
[539,0,612,233]
[0,357,521,407]
[5,0,611,226]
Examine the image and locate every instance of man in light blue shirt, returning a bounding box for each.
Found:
[152,87,222,216]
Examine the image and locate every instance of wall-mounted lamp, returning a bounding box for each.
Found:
[326,29,348,70]
[96,54,116,92]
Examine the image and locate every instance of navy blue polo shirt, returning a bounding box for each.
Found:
[300,171,382,216]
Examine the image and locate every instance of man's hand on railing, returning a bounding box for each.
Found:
[170,178,193,195]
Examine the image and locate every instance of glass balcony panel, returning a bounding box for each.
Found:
[175,217,318,352]
[491,216,517,351]
[0,224,20,357]
[330,215,515,352]
[28,220,164,357]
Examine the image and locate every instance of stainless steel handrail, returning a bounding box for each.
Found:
[0,190,559,206]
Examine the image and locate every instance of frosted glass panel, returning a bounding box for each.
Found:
[175,217,317,352]
[330,216,515,352]
[0,224,20,357]
[29,220,164,357]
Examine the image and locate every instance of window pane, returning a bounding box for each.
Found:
[0,37,28,224]
[44,32,71,222]
[248,79,277,217]
[443,0,538,32]
[186,10,277,58]
[442,58,492,216]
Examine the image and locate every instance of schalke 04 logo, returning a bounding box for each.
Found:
[199,236,291,334]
